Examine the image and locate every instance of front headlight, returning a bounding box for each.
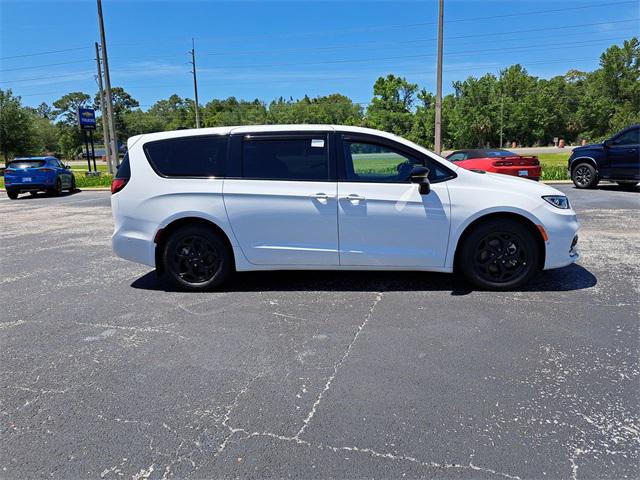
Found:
[543,195,571,209]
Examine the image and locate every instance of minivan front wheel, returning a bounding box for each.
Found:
[162,225,232,291]
[459,219,540,290]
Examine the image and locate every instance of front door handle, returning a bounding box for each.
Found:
[346,194,365,201]
[310,193,332,200]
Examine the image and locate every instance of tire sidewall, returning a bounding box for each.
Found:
[162,226,232,291]
[6,189,18,199]
[460,219,540,290]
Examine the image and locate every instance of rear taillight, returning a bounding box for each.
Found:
[493,161,514,166]
[39,168,53,172]
[111,178,128,194]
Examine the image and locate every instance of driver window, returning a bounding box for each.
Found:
[344,141,421,183]
[612,128,639,146]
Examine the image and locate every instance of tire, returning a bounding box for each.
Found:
[616,181,638,190]
[162,225,233,291]
[6,189,18,200]
[69,175,76,192]
[572,162,599,189]
[29,191,38,196]
[50,177,63,196]
[459,218,540,290]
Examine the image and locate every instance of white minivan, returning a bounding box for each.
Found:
[111,125,579,291]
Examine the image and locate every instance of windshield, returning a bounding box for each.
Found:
[483,150,517,157]
[8,160,46,169]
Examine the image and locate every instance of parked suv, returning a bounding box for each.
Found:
[569,124,640,189]
[4,156,76,199]
[111,125,579,291]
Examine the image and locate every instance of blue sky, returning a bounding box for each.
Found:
[1,0,638,110]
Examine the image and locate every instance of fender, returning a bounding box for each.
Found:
[445,206,545,270]
[569,156,598,172]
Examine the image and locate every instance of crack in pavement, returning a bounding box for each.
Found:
[197,291,522,480]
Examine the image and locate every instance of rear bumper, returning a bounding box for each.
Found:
[493,166,541,180]
[5,183,50,192]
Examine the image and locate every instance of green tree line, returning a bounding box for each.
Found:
[1,37,638,163]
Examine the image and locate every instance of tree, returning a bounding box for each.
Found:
[365,75,417,137]
[94,86,140,140]
[0,89,36,164]
[52,92,91,125]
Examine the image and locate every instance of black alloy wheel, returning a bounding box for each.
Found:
[474,232,529,284]
[460,218,539,290]
[162,225,232,291]
[572,163,598,189]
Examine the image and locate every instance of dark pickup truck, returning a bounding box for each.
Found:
[569,124,639,189]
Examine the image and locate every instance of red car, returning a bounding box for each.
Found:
[446,149,541,181]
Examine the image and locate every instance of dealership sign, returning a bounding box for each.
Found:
[77,108,97,130]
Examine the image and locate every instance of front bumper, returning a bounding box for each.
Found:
[542,212,580,270]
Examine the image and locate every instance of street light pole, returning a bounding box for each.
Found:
[95,42,111,168]
[434,0,444,155]
[97,0,118,173]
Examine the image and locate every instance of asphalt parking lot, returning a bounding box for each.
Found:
[1,184,638,479]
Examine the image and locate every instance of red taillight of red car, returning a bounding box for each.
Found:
[111,178,128,194]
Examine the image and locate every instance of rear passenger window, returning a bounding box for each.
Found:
[242,137,329,181]
[144,135,227,177]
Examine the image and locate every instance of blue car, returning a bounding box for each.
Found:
[4,157,76,199]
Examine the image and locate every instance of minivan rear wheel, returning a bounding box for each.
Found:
[459,218,540,290]
[162,225,232,291]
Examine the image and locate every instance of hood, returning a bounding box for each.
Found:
[461,169,563,197]
[572,142,604,153]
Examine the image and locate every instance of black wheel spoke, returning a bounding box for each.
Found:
[169,234,221,284]
[472,230,529,285]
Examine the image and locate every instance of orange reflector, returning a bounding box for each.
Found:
[536,224,549,242]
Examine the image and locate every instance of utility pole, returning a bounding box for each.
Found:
[190,38,201,128]
[499,95,504,148]
[434,0,444,155]
[97,0,118,174]
[95,42,111,169]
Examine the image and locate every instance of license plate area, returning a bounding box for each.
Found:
[518,170,528,176]
[23,177,32,182]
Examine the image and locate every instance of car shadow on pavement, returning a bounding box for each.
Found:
[9,189,82,200]
[131,263,596,295]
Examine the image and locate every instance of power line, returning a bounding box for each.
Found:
[0,46,93,61]
[0,59,93,73]
[175,36,632,71]
[198,19,639,58]
[0,70,95,84]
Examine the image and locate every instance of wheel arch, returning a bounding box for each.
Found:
[452,211,546,273]
[154,216,235,275]
[569,156,598,172]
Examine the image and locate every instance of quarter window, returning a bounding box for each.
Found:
[242,137,329,181]
[144,135,227,177]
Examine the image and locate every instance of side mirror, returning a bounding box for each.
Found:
[410,165,431,195]
[603,139,611,148]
